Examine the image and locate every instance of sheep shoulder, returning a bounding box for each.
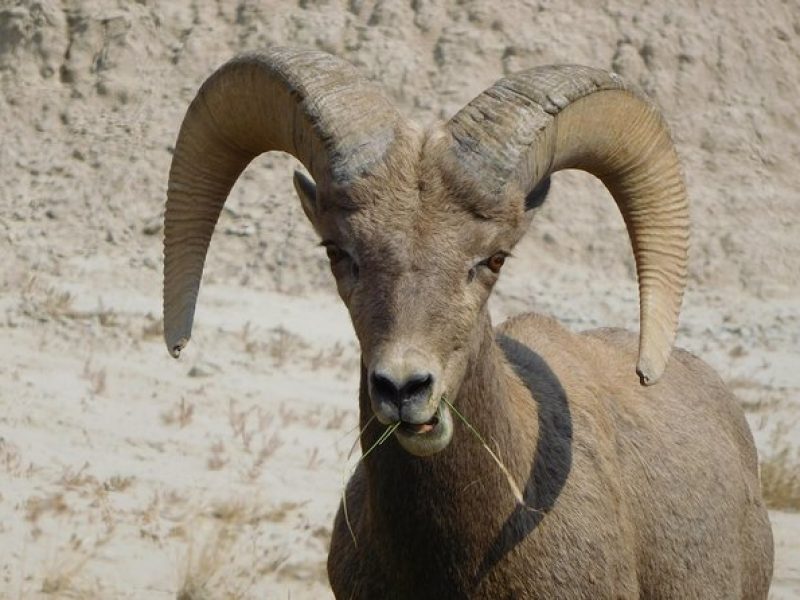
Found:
[498,312,773,598]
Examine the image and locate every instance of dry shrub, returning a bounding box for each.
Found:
[760,422,800,511]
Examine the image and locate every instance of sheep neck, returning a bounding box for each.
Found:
[356,309,545,590]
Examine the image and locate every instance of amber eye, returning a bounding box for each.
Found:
[486,252,507,273]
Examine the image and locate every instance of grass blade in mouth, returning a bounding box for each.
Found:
[345,415,375,461]
[443,397,541,513]
[341,421,401,547]
[341,414,376,457]
[368,422,400,454]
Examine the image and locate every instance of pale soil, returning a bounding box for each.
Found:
[1,0,798,597]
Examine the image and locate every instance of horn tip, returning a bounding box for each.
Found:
[636,358,665,387]
[166,335,190,359]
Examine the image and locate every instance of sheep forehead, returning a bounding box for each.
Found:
[321,128,525,266]
[330,183,513,272]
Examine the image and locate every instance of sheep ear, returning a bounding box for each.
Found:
[524,176,550,211]
[293,170,318,222]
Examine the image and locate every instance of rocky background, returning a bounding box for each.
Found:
[1,0,798,597]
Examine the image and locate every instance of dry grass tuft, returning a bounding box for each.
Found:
[103,474,135,493]
[95,301,118,327]
[228,400,257,451]
[141,312,164,339]
[226,400,284,473]
[37,533,111,596]
[19,276,126,328]
[207,440,228,471]
[20,278,75,322]
[266,326,310,367]
[209,499,253,525]
[58,462,96,489]
[730,378,785,413]
[240,323,312,367]
[325,408,351,430]
[1,438,35,477]
[306,446,322,469]
[244,431,284,481]
[26,493,70,523]
[176,523,245,600]
[82,360,107,396]
[760,422,800,511]
[41,555,91,595]
[161,397,195,428]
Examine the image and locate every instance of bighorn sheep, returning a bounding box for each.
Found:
[163,47,773,598]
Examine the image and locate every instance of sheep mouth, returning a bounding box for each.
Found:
[394,403,453,457]
[399,414,439,435]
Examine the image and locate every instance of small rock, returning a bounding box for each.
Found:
[142,217,162,236]
[187,361,219,378]
[224,223,254,237]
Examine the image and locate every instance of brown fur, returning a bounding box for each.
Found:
[299,128,773,598]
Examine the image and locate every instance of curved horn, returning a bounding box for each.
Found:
[164,48,402,358]
[446,66,689,385]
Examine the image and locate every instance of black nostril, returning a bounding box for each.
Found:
[371,372,400,402]
[401,373,433,399]
[371,371,434,408]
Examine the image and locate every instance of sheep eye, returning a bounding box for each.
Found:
[323,242,347,264]
[325,246,342,262]
[469,252,510,282]
[486,252,508,273]
[322,241,359,280]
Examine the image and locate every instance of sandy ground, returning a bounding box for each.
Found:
[1,0,798,597]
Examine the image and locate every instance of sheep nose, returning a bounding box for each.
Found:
[370,370,435,423]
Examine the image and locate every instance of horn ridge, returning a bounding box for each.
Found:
[447,66,689,385]
[163,48,402,356]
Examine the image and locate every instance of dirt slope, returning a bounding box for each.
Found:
[1,0,797,597]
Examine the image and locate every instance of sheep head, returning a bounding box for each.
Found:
[292,126,546,455]
[163,48,689,457]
